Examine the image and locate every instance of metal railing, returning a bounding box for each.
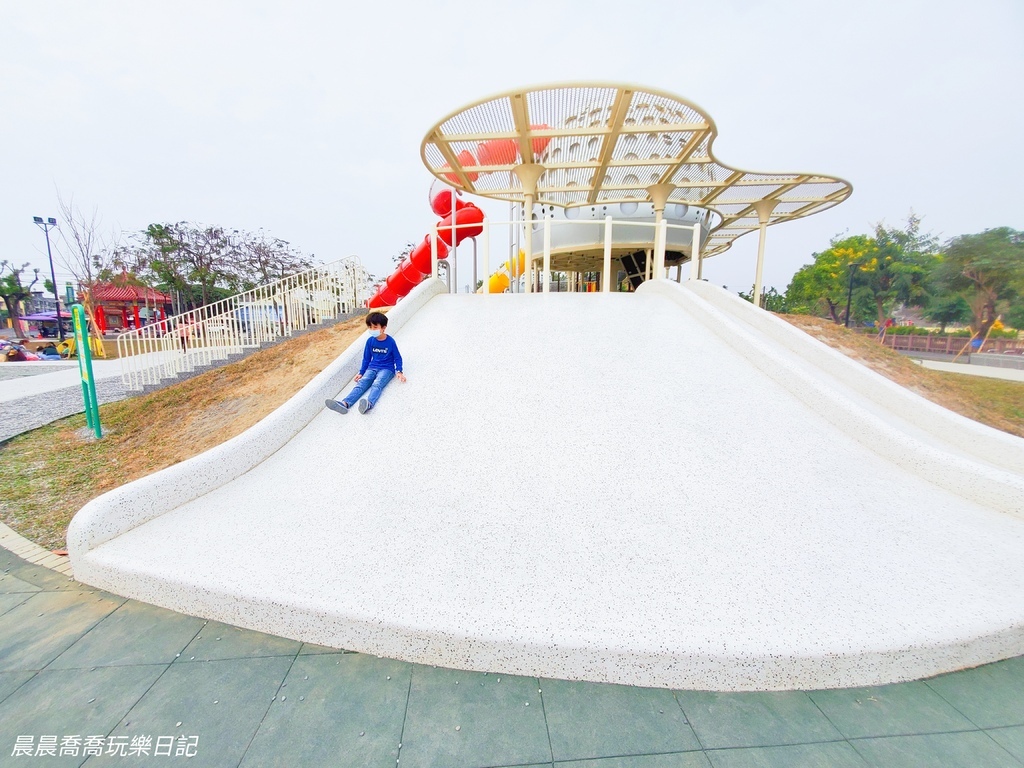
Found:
[118,258,371,391]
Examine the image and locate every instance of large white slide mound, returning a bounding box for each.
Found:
[69,279,1024,691]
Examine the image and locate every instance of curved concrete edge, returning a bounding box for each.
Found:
[639,280,1024,518]
[67,279,447,561]
[70,557,1024,691]
[684,279,1024,474]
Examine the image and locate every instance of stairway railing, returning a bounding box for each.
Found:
[117,257,371,391]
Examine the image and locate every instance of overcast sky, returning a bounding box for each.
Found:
[3,0,1021,297]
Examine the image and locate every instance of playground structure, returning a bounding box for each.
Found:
[68,84,1024,692]
[376,83,850,303]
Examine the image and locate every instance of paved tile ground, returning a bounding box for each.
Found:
[2,548,1024,767]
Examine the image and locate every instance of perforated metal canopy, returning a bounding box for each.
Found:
[421,83,852,257]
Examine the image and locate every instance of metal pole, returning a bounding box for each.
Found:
[657,219,668,280]
[430,223,439,279]
[483,220,490,294]
[602,216,613,292]
[472,237,478,294]
[43,225,65,341]
[753,219,768,308]
[689,222,702,281]
[844,263,857,328]
[523,194,534,293]
[542,212,551,293]
[751,200,778,308]
[450,187,458,294]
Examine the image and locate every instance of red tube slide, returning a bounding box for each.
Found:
[367,180,484,308]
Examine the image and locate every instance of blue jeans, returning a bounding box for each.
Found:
[342,368,395,408]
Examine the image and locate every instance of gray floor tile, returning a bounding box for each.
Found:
[240,652,411,767]
[675,690,842,750]
[9,563,78,592]
[807,681,975,738]
[0,665,165,766]
[88,655,295,767]
[48,600,204,670]
[706,742,867,768]
[543,678,700,761]
[559,753,713,767]
[0,670,36,706]
[173,620,301,662]
[399,666,551,768]
[0,592,33,617]
[851,730,1023,767]
[0,590,123,671]
[0,571,43,594]
[926,657,1024,728]
[0,550,24,571]
[988,727,1024,763]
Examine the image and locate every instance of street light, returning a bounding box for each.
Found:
[844,262,862,329]
[32,216,64,341]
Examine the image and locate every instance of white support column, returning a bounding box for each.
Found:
[450,187,458,294]
[483,219,491,294]
[689,222,702,281]
[542,212,552,293]
[752,199,779,309]
[430,223,439,278]
[645,249,652,282]
[513,164,545,296]
[658,219,668,279]
[646,183,673,282]
[602,216,613,292]
[523,195,534,294]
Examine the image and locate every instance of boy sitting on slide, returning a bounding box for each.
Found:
[325,312,406,415]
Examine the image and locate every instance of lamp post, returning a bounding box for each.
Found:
[32,216,64,341]
[844,262,861,329]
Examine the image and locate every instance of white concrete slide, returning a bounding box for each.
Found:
[69,279,1024,691]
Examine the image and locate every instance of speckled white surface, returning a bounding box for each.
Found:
[70,280,1024,691]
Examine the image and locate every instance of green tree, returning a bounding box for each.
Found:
[738,285,787,312]
[932,227,1024,338]
[143,223,236,307]
[785,234,873,323]
[922,294,972,332]
[859,215,937,325]
[235,230,313,289]
[785,216,938,326]
[0,261,40,337]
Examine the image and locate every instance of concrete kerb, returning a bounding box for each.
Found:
[67,279,446,562]
[638,279,1024,518]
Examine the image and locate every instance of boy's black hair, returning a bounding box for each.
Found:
[366,311,388,328]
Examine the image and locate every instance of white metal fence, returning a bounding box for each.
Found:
[118,257,371,391]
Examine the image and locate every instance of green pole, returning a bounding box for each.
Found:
[72,306,93,430]
[72,304,102,439]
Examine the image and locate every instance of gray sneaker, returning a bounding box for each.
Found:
[358,398,372,414]
[325,399,349,414]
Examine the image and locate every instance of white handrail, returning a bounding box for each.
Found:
[117,257,371,391]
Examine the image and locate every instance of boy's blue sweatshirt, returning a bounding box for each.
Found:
[361,334,403,374]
